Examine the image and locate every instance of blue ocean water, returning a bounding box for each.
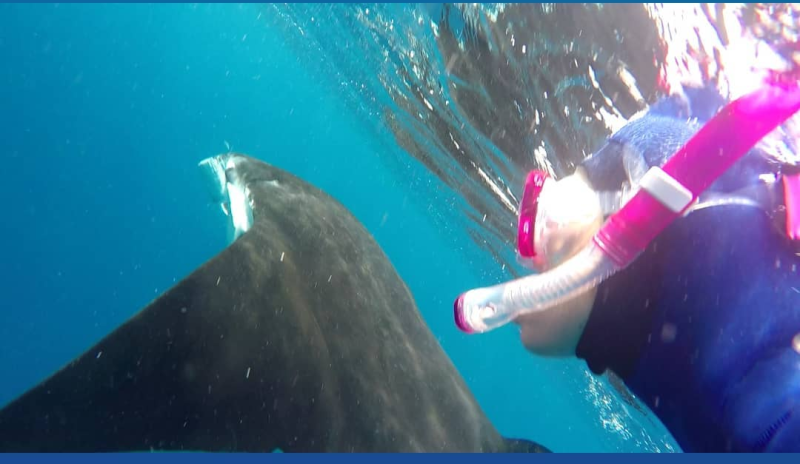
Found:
[0,3,681,452]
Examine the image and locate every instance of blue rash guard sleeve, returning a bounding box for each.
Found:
[575,203,800,452]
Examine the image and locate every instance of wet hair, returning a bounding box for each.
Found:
[581,83,793,195]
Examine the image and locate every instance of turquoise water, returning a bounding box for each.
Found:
[0,3,683,452]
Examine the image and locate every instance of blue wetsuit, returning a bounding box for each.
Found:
[574,88,800,452]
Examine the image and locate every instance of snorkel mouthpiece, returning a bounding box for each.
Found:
[455,78,800,334]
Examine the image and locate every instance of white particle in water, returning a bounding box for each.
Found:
[280,252,285,262]
[96,351,102,359]
[246,367,251,379]
[660,323,677,343]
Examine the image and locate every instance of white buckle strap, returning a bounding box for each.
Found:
[640,166,694,213]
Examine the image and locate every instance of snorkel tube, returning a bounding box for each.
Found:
[455,78,800,334]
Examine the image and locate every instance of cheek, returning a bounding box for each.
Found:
[514,288,598,357]
[516,312,576,357]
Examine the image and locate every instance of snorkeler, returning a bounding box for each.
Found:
[454,78,800,452]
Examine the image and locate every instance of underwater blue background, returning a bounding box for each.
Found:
[0,3,675,452]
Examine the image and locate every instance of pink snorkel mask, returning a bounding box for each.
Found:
[455,78,800,334]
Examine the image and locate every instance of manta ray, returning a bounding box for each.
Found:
[0,153,549,453]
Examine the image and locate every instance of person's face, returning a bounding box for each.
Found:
[513,168,604,357]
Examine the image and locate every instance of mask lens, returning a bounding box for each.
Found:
[518,169,605,271]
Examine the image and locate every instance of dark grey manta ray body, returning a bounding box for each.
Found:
[0,153,548,453]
